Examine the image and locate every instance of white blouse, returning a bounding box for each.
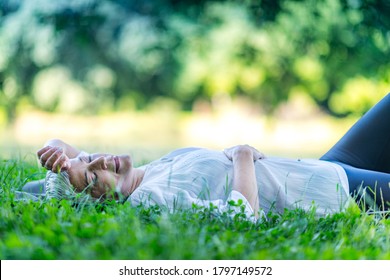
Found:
[128,148,350,218]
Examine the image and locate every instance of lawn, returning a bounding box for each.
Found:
[1,156,390,260]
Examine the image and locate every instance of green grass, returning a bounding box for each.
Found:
[1,157,390,260]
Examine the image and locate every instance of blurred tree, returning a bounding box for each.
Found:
[0,0,389,124]
[0,0,41,123]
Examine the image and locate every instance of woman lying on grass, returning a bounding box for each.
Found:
[23,93,390,219]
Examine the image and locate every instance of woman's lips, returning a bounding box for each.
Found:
[114,156,120,173]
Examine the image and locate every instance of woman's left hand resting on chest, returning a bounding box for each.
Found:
[223,145,265,218]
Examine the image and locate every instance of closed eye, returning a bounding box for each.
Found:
[83,171,98,188]
[93,171,98,184]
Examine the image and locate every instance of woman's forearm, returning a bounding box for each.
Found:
[232,149,260,217]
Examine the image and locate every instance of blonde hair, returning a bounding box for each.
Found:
[44,171,125,204]
[44,171,93,204]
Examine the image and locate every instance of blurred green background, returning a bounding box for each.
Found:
[0,0,389,159]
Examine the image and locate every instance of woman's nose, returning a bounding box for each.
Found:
[88,157,107,170]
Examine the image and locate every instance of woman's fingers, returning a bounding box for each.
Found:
[38,147,63,170]
[252,149,265,161]
[223,147,234,160]
[240,145,265,160]
[254,152,265,161]
[38,148,53,167]
[223,145,266,162]
[44,149,63,170]
[52,153,70,172]
[37,146,52,158]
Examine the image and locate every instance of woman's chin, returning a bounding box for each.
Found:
[120,155,133,170]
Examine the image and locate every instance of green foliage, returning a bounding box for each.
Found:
[1,157,390,260]
[0,0,389,123]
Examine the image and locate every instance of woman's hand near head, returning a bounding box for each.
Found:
[223,144,265,162]
[37,139,83,172]
[37,146,71,172]
[42,139,82,158]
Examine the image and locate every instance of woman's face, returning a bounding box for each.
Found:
[67,154,133,199]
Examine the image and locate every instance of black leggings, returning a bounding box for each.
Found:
[320,93,390,210]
